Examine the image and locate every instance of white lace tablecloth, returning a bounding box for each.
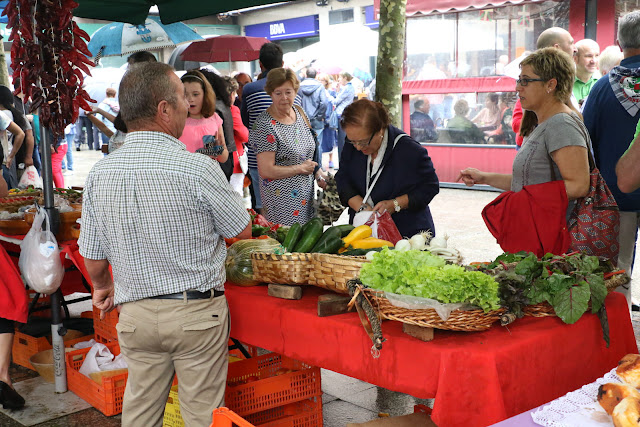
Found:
[532,368,620,426]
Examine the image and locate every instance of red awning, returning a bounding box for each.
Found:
[374,0,533,16]
[403,76,517,95]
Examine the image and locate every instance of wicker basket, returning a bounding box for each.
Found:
[523,273,630,318]
[251,252,313,285]
[361,287,505,332]
[310,253,369,294]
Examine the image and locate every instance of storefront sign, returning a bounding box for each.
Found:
[245,15,319,41]
[364,6,379,29]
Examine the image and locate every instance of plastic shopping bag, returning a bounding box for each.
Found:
[18,207,64,295]
[365,211,403,244]
[18,165,43,189]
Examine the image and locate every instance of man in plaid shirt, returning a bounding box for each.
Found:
[79,62,251,426]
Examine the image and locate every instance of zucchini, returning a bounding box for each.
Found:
[341,247,386,256]
[313,237,344,254]
[293,218,324,252]
[310,226,343,252]
[334,224,355,237]
[282,223,302,252]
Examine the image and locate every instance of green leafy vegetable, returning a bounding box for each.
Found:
[359,248,501,312]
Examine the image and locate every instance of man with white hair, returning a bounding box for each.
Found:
[583,11,640,310]
[573,39,601,103]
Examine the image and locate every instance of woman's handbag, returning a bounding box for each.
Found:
[567,117,620,264]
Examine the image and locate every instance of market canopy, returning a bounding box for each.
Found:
[73,0,290,25]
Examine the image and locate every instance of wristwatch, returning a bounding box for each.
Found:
[393,198,401,213]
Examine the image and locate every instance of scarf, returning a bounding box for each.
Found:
[609,65,640,116]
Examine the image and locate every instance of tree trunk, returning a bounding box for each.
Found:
[0,40,9,87]
[375,0,407,127]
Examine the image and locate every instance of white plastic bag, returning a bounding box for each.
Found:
[78,343,128,377]
[18,207,64,295]
[18,165,43,189]
[238,150,248,174]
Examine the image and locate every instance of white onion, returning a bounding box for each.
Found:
[365,251,377,261]
[429,235,448,249]
[409,234,427,250]
[394,239,412,251]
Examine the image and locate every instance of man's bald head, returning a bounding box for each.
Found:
[537,27,576,56]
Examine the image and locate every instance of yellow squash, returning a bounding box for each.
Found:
[342,225,372,246]
[350,237,394,249]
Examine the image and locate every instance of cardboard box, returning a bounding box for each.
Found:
[347,412,437,427]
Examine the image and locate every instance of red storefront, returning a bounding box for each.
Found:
[375,0,631,184]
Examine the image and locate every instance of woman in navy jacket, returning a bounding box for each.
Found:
[335,99,440,238]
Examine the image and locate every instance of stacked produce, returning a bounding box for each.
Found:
[359,248,501,312]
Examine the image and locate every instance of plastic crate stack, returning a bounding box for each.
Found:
[92,306,119,343]
[164,352,323,427]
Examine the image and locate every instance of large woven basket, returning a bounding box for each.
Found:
[310,253,369,294]
[361,287,505,332]
[523,273,629,318]
[251,252,313,285]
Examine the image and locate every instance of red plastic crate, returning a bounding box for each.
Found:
[226,353,321,417]
[66,341,127,416]
[92,306,119,343]
[245,397,322,427]
[12,330,94,370]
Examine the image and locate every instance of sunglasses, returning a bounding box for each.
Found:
[346,132,376,148]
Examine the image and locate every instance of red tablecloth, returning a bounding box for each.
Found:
[225,285,638,427]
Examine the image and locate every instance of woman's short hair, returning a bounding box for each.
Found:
[225,76,239,94]
[453,99,469,117]
[487,93,499,105]
[339,71,353,81]
[520,47,575,104]
[180,69,217,118]
[264,68,300,95]
[340,99,390,134]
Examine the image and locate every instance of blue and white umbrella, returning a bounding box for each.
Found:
[87,16,204,58]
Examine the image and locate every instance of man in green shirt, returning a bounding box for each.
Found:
[573,39,601,104]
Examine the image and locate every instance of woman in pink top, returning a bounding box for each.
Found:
[179,70,228,163]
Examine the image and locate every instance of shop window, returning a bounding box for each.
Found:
[329,8,354,25]
[405,1,569,80]
[408,92,518,145]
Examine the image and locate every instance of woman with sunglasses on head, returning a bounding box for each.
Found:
[334,99,440,238]
[251,68,327,226]
[459,48,589,203]
[179,70,228,164]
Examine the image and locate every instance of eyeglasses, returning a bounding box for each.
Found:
[346,132,376,148]
[516,78,546,87]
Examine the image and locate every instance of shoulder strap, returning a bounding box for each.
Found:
[566,112,596,170]
[293,105,312,129]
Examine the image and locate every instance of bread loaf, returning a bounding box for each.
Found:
[598,383,640,415]
[618,354,640,388]
[612,396,640,427]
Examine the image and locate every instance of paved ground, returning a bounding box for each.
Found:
[2,147,639,425]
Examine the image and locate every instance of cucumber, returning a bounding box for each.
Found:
[334,224,355,237]
[310,226,343,252]
[282,223,302,252]
[313,237,344,254]
[293,218,324,253]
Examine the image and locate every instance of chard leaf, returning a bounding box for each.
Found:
[587,274,607,313]
[550,282,590,324]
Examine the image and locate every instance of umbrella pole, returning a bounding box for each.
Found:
[38,123,67,394]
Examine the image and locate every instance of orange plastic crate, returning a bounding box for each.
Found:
[211,407,255,427]
[226,353,321,417]
[92,306,119,343]
[12,330,94,370]
[245,397,323,427]
[66,341,127,416]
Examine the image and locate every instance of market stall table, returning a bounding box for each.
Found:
[224,284,638,427]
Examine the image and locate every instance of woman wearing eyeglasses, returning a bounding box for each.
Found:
[458,48,590,256]
[459,48,589,202]
[251,68,327,226]
[334,99,440,238]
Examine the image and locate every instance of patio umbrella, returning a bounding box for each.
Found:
[180,34,268,63]
[73,0,291,25]
[87,16,204,58]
